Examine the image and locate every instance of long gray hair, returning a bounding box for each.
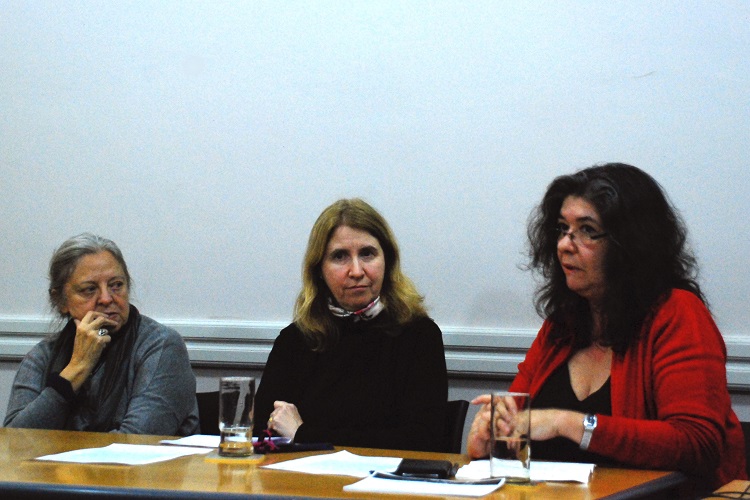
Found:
[48,233,131,318]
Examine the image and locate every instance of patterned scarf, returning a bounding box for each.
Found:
[328,296,384,321]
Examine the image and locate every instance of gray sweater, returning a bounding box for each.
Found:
[4,313,199,436]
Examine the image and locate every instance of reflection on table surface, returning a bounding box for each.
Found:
[711,480,750,499]
[0,427,686,499]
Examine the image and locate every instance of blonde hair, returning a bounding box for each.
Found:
[294,198,427,351]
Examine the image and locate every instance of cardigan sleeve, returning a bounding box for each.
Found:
[587,290,744,486]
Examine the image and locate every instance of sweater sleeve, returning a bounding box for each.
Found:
[4,342,75,429]
[113,322,199,436]
[253,325,306,437]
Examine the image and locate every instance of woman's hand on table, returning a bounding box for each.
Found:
[268,401,304,440]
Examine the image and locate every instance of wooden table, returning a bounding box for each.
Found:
[708,480,750,499]
[0,428,686,499]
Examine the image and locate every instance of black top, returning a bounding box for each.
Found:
[531,362,615,465]
[254,314,448,452]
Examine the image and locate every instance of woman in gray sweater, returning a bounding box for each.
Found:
[4,233,198,435]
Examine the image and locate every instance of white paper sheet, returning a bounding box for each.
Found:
[160,435,292,448]
[160,434,221,448]
[35,443,212,465]
[344,475,505,497]
[261,450,402,477]
[456,459,595,483]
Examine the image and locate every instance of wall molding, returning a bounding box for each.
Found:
[2,316,750,391]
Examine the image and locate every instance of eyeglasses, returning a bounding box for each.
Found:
[556,224,609,245]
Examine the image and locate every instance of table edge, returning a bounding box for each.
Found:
[599,471,688,500]
[0,481,323,500]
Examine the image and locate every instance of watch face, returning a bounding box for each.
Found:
[584,415,597,428]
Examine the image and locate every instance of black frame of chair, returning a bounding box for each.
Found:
[196,391,220,435]
[444,399,470,454]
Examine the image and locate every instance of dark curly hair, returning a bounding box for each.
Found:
[527,163,705,353]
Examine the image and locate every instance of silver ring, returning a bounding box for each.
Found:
[97,328,108,336]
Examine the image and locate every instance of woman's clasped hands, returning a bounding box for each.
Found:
[467,393,570,459]
[267,401,304,440]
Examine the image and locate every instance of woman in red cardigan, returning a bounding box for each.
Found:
[467,163,746,490]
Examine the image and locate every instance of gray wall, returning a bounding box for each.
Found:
[2,2,750,442]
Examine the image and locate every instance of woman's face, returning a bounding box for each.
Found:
[556,196,609,306]
[321,225,386,311]
[60,251,130,333]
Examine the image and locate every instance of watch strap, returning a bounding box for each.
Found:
[579,413,597,450]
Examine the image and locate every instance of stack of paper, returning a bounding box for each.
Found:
[343,475,504,497]
[262,450,400,477]
[262,450,505,497]
[456,459,595,483]
[35,443,212,465]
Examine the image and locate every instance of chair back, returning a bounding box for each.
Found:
[444,399,470,453]
[196,391,220,435]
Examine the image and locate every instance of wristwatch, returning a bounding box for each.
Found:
[580,414,597,450]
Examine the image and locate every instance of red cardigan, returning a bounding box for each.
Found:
[510,289,746,488]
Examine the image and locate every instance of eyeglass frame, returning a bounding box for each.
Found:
[555,223,609,245]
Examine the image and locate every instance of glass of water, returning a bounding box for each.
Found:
[218,376,256,457]
[489,391,530,483]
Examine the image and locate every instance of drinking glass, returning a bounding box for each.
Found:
[218,376,255,457]
[489,391,531,482]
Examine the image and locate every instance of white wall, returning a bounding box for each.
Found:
[2,1,750,438]
[1,1,749,335]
